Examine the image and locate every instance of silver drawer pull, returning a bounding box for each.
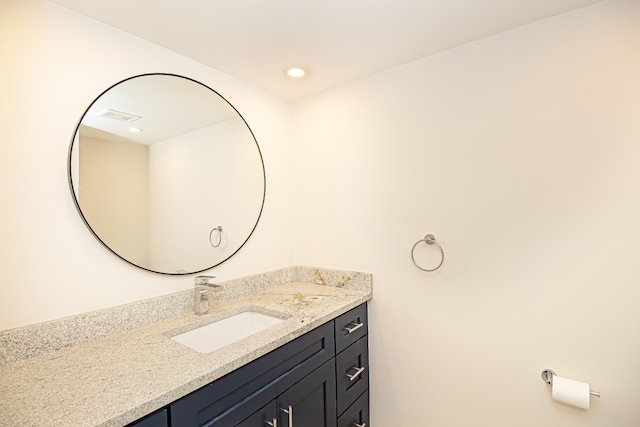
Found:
[354,423,366,427]
[346,366,365,382]
[281,405,293,426]
[266,418,277,427]
[344,322,364,334]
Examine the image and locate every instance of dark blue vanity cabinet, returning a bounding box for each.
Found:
[131,303,369,427]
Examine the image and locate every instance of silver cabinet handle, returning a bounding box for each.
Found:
[346,366,365,382]
[266,418,277,427]
[354,423,366,427]
[344,322,364,334]
[281,405,293,427]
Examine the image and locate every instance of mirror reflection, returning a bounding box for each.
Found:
[69,74,265,275]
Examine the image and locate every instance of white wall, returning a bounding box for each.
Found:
[0,0,295,330]
[148,118,264,273]
[79,134,150,268]
[292,0,640,425]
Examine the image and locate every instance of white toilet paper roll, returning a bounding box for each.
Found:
[552,375,591,409]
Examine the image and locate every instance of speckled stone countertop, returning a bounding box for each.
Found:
[0,273,372,427]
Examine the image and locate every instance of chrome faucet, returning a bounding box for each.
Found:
[194,276,223,315]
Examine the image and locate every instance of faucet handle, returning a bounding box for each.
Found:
[195,275,217,286]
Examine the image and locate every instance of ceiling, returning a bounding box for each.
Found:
[49,0,604,99]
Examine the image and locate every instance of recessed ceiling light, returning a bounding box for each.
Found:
[285,67,306,78]
[128,127,143,133]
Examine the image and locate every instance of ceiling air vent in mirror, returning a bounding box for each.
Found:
[97,108,141,123]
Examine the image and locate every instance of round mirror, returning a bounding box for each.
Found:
[68,73,265,275]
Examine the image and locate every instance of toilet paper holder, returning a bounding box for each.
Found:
[541,369,600,398]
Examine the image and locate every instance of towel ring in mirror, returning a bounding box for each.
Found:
[209,226,223,247]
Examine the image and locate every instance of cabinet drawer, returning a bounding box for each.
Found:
[335,304,368,354]
[337,390,369,427]
[335,336,369,415]
[171,322,335,427]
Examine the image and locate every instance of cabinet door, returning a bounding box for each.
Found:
[277,360,337,427]
[236,401,278,427]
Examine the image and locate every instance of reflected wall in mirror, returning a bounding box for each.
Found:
[68,73,265,275]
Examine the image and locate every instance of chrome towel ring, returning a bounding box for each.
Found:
[411,233,444,272]
[209,226,223,247]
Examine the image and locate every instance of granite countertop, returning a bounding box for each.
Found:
[0,281,372,427]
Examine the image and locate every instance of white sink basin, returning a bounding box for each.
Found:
[171,311,284,353]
